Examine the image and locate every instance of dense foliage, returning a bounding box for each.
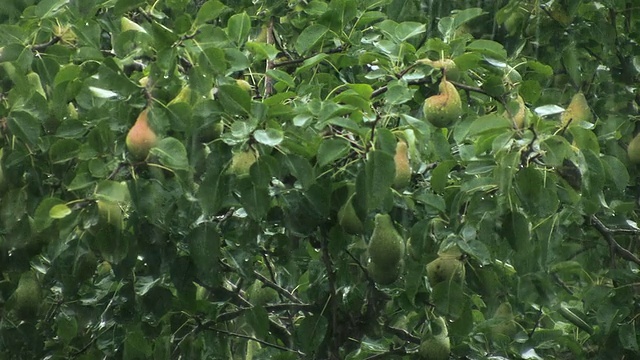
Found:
[1,0,640,359]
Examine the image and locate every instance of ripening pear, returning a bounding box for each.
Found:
[393,140,411,189]
[229,149,257,177]
[338,193,364,235]
[368,214,405,269]
[11,271,42,321]
[561,92,593,126]
[418,317,451,360]
[628,133,640,164]
[126,108,158,160]
[423,77,462,128]
[168,86,194,106]
[236,79,252,92]
[426,256,465,285]
[367,260,403,285]
[502,95,527,129]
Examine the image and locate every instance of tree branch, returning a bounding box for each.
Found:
[31,36,61,52]
[320,230,340,358]
[590,215,640,266]
[201,324,306,356]
[253,271,302,304]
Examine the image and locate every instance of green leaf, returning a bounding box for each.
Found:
[317,138,351,167]
[466,39,507,60]
[364,150,395,211]
[296,314,328,353]
[295,24,329,55]
[253,128,284,147]
[34,197,65,231]
[194,0,226,27]
[217,84,252,115]
[284,154,316,189]
[266,69,296,88]
[227,12,251,45]
[35,0,68,18]
[432,280,465,320]
[151,137,190,171]
[466,113,512,136]
[49,139,81,164]
[235,178,270,220]
[7,111,41,147]
[49,204,72,219]
[95,180,129,203]
[189,224,221,287]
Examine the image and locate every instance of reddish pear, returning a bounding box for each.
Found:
[126,108,158,159]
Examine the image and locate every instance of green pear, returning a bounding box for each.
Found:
[228,149,257,177]
[367,260,403,285]
[126,108,159,160]
[423,77,462,128]
[561,92,592,126]
[628,133,640,164]
[12,271,42,321]
[418,318,451,360]
[393,140,411,189]
[368,214,405,269]
[426,256,465,285]
[338,193,364,235]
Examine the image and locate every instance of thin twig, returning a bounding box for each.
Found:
[273,46,345,68]
[216,303,316,322]
[201,324,306,356]
[383,325,421,344]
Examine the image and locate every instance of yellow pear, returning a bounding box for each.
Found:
[423,77,462,128]
[338,193,364,235]
[426,256,465,285]
[561,92,592,126]
[368,214,405,269]
[168,86,194,106]
[126,108,159,160]
[393,140,411,189]
[628,133,640,164]
[11,271,42,320]
[229,149,257,177]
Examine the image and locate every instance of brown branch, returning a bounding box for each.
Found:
[383,325,421,344]
[264,18,275,98]
[590,215,640,266]
[253,271,301,304]
[31,36,61,52]
[320,230,340,358]
[273,46,345,68]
